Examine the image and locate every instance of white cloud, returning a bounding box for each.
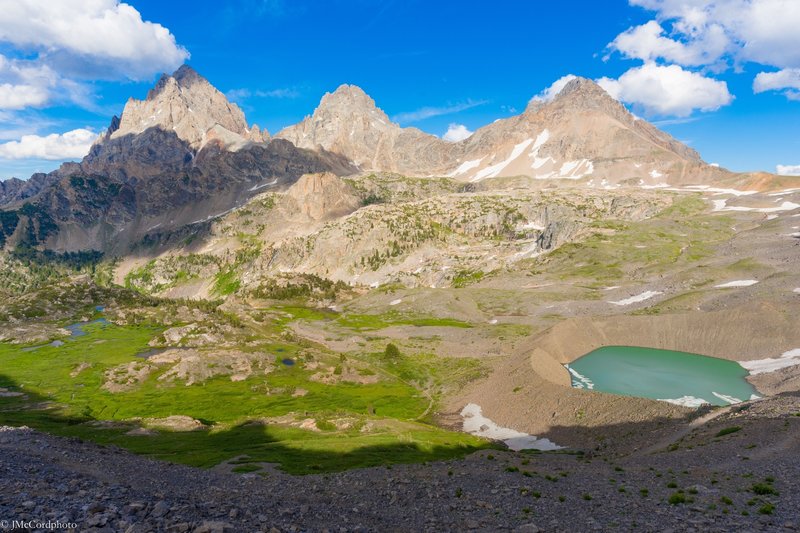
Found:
[0,128,97,160]
[442,124,473,142]
[615,1,800,101]
[0,83,49,110]
[0,0,188,80]
[609,20,727,67]
[0,1,187,114]
[530,74,577,103]
[777,164,800,176]
[753,68,800,100]
[598,63,732,117]
[0,55,59,110]
[393,99,487,124]
[226,87,301,102]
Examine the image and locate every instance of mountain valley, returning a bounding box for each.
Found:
[1,65,799,532]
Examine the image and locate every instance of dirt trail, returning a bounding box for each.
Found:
[636,404,736,456]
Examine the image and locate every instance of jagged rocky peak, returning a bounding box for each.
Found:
[555,77,609,101]
[105,65,265,150]
[301,83,394,132]
[319,84,383,112]
[540,77,633,121]
[276,83,449,173]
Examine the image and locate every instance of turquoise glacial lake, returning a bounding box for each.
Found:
[566,346,759,407]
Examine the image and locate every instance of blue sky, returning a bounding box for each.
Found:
[0,0,798,180]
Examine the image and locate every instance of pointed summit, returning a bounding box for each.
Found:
[276,84,425,169]
[318,84,382,113]
[546,77,634,120]
[554,76,607,100]
[109,65,262,150]
[307,84,393,128]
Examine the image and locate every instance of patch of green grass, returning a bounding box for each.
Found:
[540,195,734,283]
[212,269,241,296]
[668,492,687,505]
[751,483,779,496]
[336,312,472,331]
[758,503,775,515]
[716,426,742,437]
[452,269,484,288]
[231,464,262,473]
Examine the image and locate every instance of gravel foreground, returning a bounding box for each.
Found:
[1,395,799,533]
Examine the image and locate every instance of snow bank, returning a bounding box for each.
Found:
[658,396,709,408]
[448,157,484,177]
[460,403,562,451]
[712,392,743,405]
[565,364,594,390]
[608,291,663,306]
[712,199,800,213]
[741,348,800,375]
[714,280,759,288]
[249,178,278,191]
[472,139,533,181]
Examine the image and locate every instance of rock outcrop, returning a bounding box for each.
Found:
[282,172,361,222]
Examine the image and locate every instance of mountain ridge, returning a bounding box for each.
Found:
[278,75,719,186]
[0,65,788,254]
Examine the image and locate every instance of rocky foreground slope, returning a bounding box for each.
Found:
[2,393,798,532]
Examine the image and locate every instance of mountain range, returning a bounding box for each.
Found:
[0,65,776,254]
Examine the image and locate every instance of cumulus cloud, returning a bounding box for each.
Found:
[0,128,97,160]
[0,83,49,110]
[0,55,58,110]
[776,164,800,176]
[530,74,577,103]
[0,0,188,80]
[393,99,487,124]
[753,69,800,100]
[609,20,727,67]
[598,63,732,117]
[612,0,800,102]
[442,124,473,142]
[0,0,187,117]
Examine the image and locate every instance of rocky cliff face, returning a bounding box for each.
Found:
[277,85,455,174]
[0,173,60,208]
[0,67,355,253]
[282,172,362,222]
[101,65,267,151]
[0,136,355,253]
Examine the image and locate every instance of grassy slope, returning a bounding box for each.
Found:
[0,313,490,474]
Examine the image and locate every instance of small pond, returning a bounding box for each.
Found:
[65,318,109,337]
